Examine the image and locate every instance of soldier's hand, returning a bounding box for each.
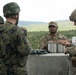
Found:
[57,40,71,46]
[64,41,71,46]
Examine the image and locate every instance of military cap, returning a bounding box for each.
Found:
[0,16,4,24]
[69,9,76,21]
[48,21,58,27]
[3,2,20,17]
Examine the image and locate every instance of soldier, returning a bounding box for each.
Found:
[39,21,67,51]
[63,9,76,75]
[1,2,31,75]
[0,16,4,25]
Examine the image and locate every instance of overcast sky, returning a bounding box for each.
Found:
[0,0,76,22]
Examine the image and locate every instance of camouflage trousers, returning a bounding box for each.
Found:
[68,60,76,75]
[5,64,27,75]
[14,65,27,75]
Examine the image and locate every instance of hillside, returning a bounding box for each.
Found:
[18,20,69,25]
[18,20,75,32]
[18,21,47,25]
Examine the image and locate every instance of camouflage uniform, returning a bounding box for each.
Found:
[4,21,31,75]
[1,2,31,75]
[39,21,67,50]
[65,46,76,75]
[0,16,5,75]
[65,9,76,75]
[0,16,4,25]
[39,33,67,49]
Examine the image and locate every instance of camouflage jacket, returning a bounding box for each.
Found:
[65,45,76,67]
[0,21,31,67]
[65,45,76,55]
[39,33,67,49]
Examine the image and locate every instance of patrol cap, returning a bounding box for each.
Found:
[0,16,4,24]
[48,21,58,27]
[3,2,20,17]
[69,9,76,21]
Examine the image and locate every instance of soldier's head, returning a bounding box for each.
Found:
[69,9,76,25]
[0,16,4,25]
[48,21,58,34]
[21,27,27,36]
[3,2,20,25]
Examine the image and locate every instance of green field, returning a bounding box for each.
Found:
[19,21,76,32]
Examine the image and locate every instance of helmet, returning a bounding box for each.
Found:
[0,16,4,24]
[3,2,20,17]
[69,9,76,21]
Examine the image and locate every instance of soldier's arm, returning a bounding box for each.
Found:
[39,37,48,50]
[16,27,31,56]
[64,46,76,55]
[57,34,70,45]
